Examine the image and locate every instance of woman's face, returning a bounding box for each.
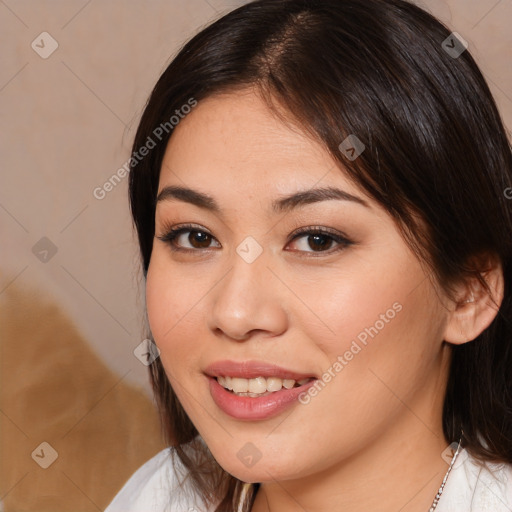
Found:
[146,89,452,483]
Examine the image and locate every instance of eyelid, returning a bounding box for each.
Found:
[288,224,348,240]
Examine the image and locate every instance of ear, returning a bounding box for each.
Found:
[443,253,504,345]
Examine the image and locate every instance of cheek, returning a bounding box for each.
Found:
[146,251,196,335]
[295,261,408,357]
[287,281,443,461]
[146,257,187,363]
[146,258,171,343]
[298,257,442,393]
[145,254,210,380]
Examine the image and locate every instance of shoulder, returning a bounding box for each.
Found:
[104,446,217,512]
[438,448,512,512]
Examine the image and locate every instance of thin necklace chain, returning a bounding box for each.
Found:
[428,433,464,511]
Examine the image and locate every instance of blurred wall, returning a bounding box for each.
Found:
[0,0,510,510]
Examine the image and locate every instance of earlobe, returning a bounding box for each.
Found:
[443,256,504,345]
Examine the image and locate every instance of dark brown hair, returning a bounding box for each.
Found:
[128,0,512,510]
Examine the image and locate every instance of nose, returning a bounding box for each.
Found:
[207,251,288,341]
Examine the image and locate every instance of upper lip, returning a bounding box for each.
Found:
[204,360,317,380]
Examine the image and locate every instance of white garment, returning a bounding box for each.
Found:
[104,443,224,512]
[436,448,512,512]
[104,445,512,512]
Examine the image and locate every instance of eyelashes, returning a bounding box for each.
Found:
[156,222,354,257]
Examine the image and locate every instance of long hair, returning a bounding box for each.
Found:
[128,1,512,510]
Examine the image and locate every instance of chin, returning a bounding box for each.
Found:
[215,454,300,484]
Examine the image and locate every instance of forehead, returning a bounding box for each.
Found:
[158,90,372,210]
[164,91,326,174]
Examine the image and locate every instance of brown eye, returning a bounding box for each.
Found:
[156,224,221,252]
[187,230,213,248]
[306,234,335,251]
[287,227,352,255]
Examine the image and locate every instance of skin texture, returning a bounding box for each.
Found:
[145,88,503,512]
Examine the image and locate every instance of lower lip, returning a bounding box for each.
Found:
[207,376,317,420]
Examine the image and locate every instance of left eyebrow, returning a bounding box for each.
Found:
[272,186,370,213]
[155,185,370,214]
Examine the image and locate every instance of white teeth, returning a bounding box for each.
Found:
[216,376,312,395]
[248,376,267,394]
[266,377,284,392]
[231,377,249,393]
[282,379,295,389]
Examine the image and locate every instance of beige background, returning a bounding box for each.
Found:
[0,0,510,510]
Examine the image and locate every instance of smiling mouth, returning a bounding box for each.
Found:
[215,375,316,397]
